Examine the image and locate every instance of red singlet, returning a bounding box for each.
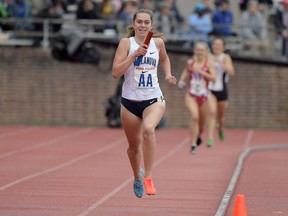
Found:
[187,60,210,106]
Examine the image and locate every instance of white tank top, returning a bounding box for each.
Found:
[122,37,163,101]
[209,53,229,91]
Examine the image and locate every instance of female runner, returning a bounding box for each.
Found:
[112,9,176,198]
[178,42,216,153]
[207,38,235,144]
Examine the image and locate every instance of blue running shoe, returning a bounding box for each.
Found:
[133,167,144,198]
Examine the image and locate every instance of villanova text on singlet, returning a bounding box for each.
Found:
[122,37,163,101]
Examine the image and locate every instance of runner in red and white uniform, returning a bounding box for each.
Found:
[178,42,216,153]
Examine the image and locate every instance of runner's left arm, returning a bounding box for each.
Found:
[156,38,177,85]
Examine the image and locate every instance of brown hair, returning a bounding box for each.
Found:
[126,8,165,40]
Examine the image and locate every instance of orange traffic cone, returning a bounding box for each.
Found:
[232,194,248,216]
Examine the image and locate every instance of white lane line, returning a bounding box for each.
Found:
[77,137,190,216]
[0,138,126,191]
[0,127,39,139]
[243,129,254,150]
[215,143,288,216]
[0,128,92,159]
[215,130,253,216]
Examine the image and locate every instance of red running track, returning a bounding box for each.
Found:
[0,126,287,216]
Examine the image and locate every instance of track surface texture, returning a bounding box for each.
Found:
[0,126,287,216]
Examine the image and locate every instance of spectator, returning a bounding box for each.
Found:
[7,0,34,30]
[166,0,184,23]
[112,0,122,14]
[154,1,177,35]
[240,0,266,41]
[202,0,214,15]
[76,0,101,20]
[240,0,269,55]
[34,1,64,33]
[273,0,288,59]
[0,1,8,18]
[212,0,234,36]
[30,0,50,17]
[214,0,223,8]
[239,0,273,12]
[117,0,138,29]
[139,0,154,10]
[100,0,116,20]
[188,2,213,43]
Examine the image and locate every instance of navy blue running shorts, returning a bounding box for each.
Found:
[121,96,165,118]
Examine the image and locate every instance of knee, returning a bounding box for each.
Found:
[209,108,216,117]
[142,124,155,139]
[191,114,199,123]
[127,143,141,155]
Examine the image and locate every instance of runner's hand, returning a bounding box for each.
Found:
[166,75,177,85]
[177,80,186,90]
[133,44,148,57]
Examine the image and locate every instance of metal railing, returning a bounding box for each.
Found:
[0,17,286,63]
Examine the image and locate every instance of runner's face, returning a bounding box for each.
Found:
[212,39,224,55]
[195,44,206,59]
[133,13,152,37]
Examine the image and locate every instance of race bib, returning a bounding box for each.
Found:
[189,73,207,96]
[134,66,158,89]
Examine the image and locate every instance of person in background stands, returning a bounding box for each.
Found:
[7,0,34,30]
[273,0,288,60]
[117,0,138,29]
[240,0,266,41]
[76,0,100,20]
[154,1,177,36]
[139,0,154,11]
[165,0,184,24]
[240,0,268,55]
[202,0,214,16]
[188,2,213,44]
[212,0,234,36]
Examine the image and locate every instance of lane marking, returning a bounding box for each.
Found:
[215,144,288,216]
[243,129,254,150]
[0,138,126,191]
[0,128,92,159]
[0,127,39,139]
[77,137,190,216]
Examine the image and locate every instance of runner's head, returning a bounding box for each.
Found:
[194,42,211,61]
[212,38,225,55]
[127,9,153,38]
[127,9,165,40]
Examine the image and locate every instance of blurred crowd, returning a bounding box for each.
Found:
[0,0,287,59]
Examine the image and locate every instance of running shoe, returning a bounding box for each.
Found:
[207,139,214,147]
[133,167,144,198]
[219,130,225,141]
[196,136,202,146]
[191,144,197,153]
[143,177,156,195]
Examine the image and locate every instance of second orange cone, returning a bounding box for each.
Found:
[232,194,247,216]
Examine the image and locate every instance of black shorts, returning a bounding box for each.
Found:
[211,84,228,102]
[121,96,165,119]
